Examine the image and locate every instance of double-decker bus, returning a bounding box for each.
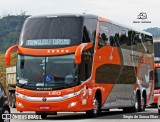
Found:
[153,41,160,106]
[5,14,154,118]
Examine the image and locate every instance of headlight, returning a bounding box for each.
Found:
[16,92,28,100]
[63,90,82,99]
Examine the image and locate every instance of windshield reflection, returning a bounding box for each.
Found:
[17,54,78,88]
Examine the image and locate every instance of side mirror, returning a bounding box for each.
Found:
[5,45,18,66]
[75,43,93,64]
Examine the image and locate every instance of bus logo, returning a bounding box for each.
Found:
[42,97,47,102]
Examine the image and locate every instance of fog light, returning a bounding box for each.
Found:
[68,102,77,108]
[17,102,24,108]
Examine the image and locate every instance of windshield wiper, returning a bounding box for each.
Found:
[18,82,37,87]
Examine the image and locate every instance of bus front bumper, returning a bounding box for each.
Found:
[16,92,92,112]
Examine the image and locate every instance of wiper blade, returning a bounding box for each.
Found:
[47,82,71,86]
[19,82,37,87]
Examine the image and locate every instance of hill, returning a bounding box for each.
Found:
[0,14,29,52]
[144,27,160,37]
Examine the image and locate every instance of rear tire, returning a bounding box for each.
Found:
[158,109,160,115]
[86,94,101,118]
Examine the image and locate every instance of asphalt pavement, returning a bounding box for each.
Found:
[9,107,160,122]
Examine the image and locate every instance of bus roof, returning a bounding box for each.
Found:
[28,13,98,19]
[28,14,152,37]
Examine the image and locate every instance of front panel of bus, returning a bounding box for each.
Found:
[15,15,98,112]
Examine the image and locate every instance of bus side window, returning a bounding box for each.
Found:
[98,33,107,48]
[98,22,110,49]
[83,19,97,43]
[82,26,90,43]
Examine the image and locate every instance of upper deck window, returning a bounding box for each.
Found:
[20,16,83,49]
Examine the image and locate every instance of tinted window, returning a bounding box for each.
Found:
[154,41,160,62]
[20,17,83,49]
[80,19,97,81]
[98,22,110,48]
[131,31,153,53]
[98,22,132,49]
[154,42,160,57]
[82,19,97,43]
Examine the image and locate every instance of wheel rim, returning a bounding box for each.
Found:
[135,97,138,110]
[93,98,99,115]
[3,110,10,122]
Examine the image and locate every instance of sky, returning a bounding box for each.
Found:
[0,0,160,30]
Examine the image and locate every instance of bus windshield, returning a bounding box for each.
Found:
[20,16,83,48]
[155,68,160,89]
[17,54,78,89]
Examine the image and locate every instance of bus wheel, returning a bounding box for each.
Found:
[141,93,146,111]
[158,109,160,115]
[86,94,101,118]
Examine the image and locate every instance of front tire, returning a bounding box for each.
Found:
[86,94,101,118]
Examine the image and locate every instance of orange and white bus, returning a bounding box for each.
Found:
[5,14,154,118]
[153,41,160,106]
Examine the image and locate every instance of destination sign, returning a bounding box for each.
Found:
[26,39,71,46]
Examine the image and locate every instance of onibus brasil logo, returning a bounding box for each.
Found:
[133,12,151,23]
[137,12,147,20]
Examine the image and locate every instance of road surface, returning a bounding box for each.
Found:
[9,107,160,122]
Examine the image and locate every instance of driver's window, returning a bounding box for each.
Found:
[98,22,110,49]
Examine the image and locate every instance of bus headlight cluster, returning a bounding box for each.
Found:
[63,90,82,99]
[16,92,28,100]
